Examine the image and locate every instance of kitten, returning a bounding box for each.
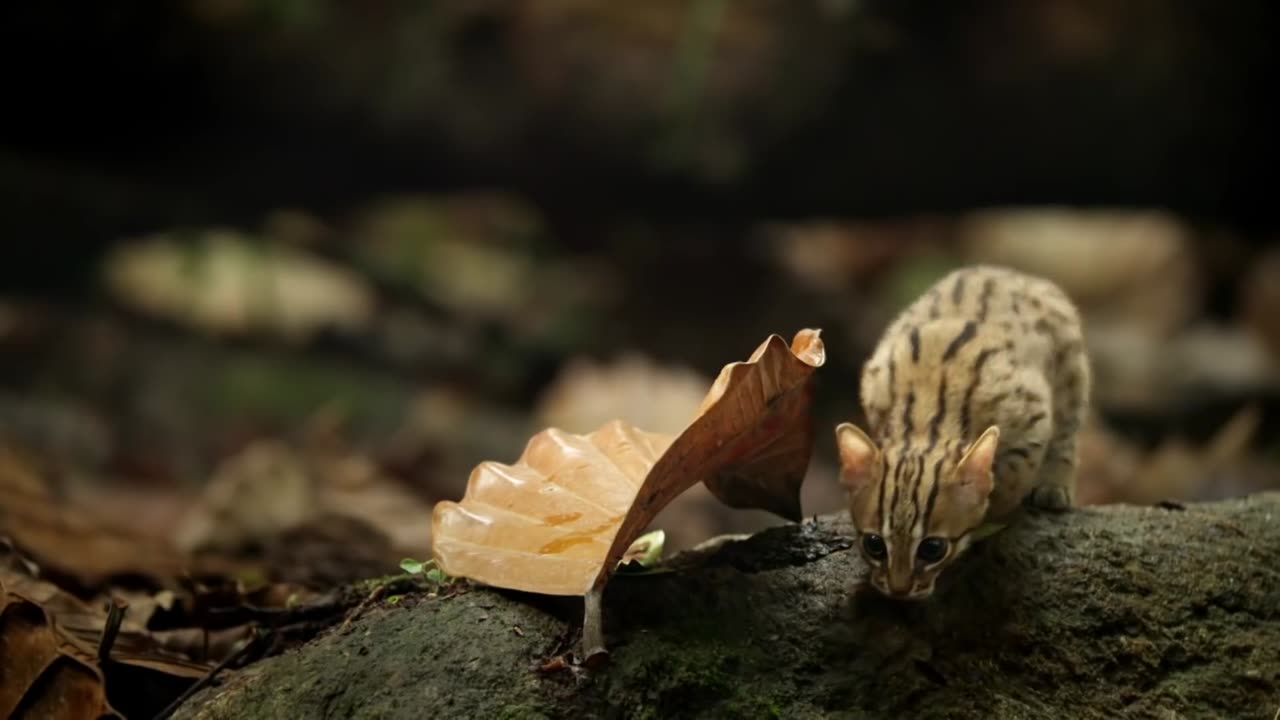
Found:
[836,265,1090,599]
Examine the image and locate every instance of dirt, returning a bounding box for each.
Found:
[173,493,1280,719]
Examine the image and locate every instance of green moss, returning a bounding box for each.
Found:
[175,496,1280,720]
[495,704,552,720]
[601,625,805,720]
[606,640,737,717]
[882,253,959,311]
[204,352,405,433]
[724,695,785,719]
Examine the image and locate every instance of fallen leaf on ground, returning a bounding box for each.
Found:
[431,329,824,657]
[1,548,214,719]
[0,444,188,591]
[1,576,119,719]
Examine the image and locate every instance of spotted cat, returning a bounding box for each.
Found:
[836,265,1090,599]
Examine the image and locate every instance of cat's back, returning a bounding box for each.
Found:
[861,265,1085,438]
[896,265,1079,331]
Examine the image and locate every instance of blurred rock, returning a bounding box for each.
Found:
[103,230,374,342]
[763,218,944,293]
[534,353,711,436]
[173,440,318,554]
[1240,245,1280,365]
[1087,323,1280,414]
[1076,405,1261,507]
[315,450,432,555]
[346,192,613,355]
[391,387,535,504]
[346,193,542,313]
[174,437,433,560]
[960,207,1200,337]
[0,392,112,472]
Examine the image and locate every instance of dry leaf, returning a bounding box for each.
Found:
[697,328,825,519]
[431,329,824,657]
[0,578,121,719]
[0,445,188,590]
[0,552,213,719]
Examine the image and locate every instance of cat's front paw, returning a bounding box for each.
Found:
[1027,484,1073,511]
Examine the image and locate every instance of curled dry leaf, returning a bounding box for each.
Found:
[697,328,825,519]
[0,554,211,720]
[431,329,824,657]
[1,576,121,719]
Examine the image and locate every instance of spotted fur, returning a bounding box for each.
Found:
[836,265,1090,599]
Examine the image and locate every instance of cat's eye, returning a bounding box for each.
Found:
[916,537,948,564]
[861,533,887,561]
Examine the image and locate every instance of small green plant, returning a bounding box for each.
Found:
[400,557,450,587]
[615,529,672,575]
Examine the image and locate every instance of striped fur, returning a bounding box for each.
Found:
[837,265,1090,600]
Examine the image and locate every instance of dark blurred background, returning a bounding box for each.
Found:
[2,0,1279,576]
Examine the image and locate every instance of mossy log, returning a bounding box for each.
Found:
[175,494,1280,719]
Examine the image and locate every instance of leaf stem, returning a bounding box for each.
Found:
[581,585,609,666]
[98,597,128,664]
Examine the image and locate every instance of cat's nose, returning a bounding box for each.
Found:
[887,578,913,597]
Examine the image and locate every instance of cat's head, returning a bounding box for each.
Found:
[834,422,999,599]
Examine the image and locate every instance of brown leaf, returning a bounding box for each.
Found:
[0,581,121,719]
[1,554,214,719]
[431,329,825,655]
[537,655,570,674]
[698,328,825,520]
[0,444,187,590]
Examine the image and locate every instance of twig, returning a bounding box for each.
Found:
[152,629,265,720]
[338,582,389,634]
[206,591,349,624]
[97,598,128,665]
[581,585,609,668]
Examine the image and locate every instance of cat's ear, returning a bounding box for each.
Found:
[953,425,999,498]
[835,423,879,492]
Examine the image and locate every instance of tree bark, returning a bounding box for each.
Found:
[175,493,1280,719]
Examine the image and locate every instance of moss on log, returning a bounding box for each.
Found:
[176,494,1280,719]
